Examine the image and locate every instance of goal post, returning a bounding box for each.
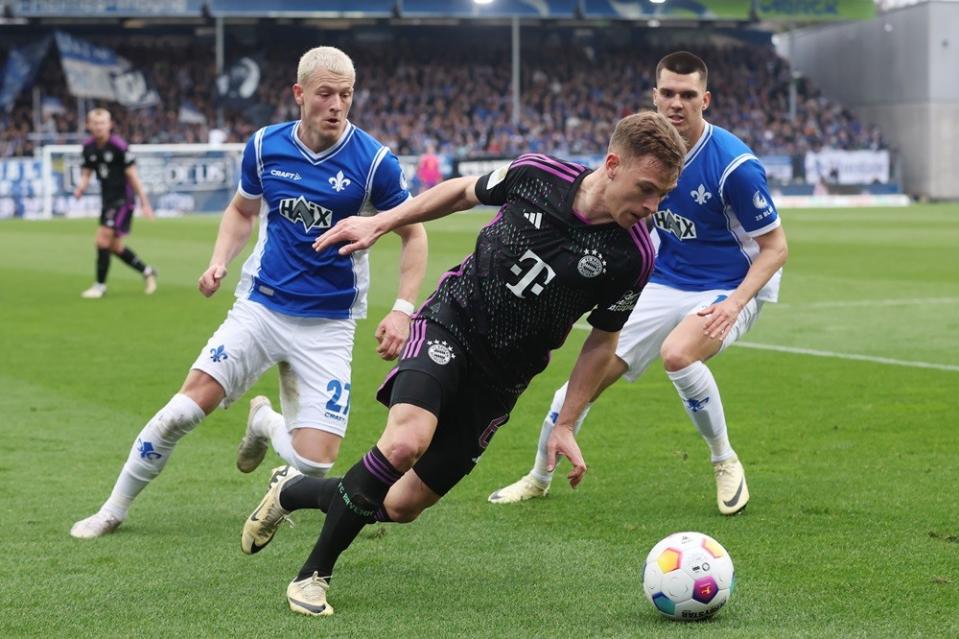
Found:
[40,143,245,219]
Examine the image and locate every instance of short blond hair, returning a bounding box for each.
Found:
[608,111,685,177]
[86,108,112,121]
[297,46,356,85]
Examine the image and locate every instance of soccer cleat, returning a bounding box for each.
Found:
[143,267,158,295]
[70,510,123,539]
[713,456,749,515]
[287,572,334,617]
[236,395,271,473]
[80,283,106,299]
[241,465,301,555]
[487,473,550,504]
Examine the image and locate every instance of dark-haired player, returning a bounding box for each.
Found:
[74,108,157,299]
[240,111,686,616]
[489,51,789,515]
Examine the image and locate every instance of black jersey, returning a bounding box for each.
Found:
[81,134,135,203]
[418,153,656,393]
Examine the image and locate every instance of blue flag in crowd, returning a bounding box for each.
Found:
[0,36,52,111]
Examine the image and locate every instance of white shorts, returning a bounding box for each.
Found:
[191,298,356,437]
[616,282,763,382]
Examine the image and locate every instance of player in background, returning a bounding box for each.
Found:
[74,108,157,299]
[240,112,685,616]
[69,46,427,539]
[488,51,788,515]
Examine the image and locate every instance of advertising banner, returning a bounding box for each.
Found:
[12,0,200,16]
[755,0,876,21]
[42,144,244,217]
[582,0,751,20]
[804,149,889,185]
[0,158,44,219]
[760,155,794,184]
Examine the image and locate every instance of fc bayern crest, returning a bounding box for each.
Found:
[577,249,606,278]
[427,340,455,365]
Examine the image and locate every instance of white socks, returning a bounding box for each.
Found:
[667,362,735,463]
[256,405,332,478]
[291,449,333,478]
[530,382,592,485]
[101,393,205,519]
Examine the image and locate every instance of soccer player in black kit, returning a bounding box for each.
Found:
[74,108,157,299]
[240,111,686,617]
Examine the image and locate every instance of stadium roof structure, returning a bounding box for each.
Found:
[3,0,878,24]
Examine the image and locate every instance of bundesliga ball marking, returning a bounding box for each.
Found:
[642,531,735,621]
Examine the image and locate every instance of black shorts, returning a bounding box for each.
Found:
[376,319,516,496]
[100,197,136,236]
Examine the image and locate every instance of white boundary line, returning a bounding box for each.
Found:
[571,323,959,372]
[734,342,959,372]
[776,297,959,309]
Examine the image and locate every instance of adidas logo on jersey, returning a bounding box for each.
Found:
[653,208,697,240]
[523,211,543,229]
[279,196,333,232]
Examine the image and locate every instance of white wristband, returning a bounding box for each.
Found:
[391,299,415,316]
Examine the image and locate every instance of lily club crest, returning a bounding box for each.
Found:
[691,184,712,205]
[329,170,351,192]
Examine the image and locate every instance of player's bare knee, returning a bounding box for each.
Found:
[377,440,423,472]
[291,429,341,469]
[660,344,694,372]
[178,371,224,414]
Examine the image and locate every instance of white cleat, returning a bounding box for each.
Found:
[287,572,334,617]
[80,283,106,299]
[143,267,158,295]
[236,395,271,473]
[70,511,123,539]
[487,472,550,504]
[241,465,302,555]
[714,456,750,516]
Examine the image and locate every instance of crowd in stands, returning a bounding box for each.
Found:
[0,33,885,160]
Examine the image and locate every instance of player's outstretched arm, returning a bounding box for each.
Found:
[547,327,620,488]
[374,222,428,360]
[198,193,260,297]
[698,225,788,338]
[124,165,154,220]
[73,168,93,199]
[313,176,480,256]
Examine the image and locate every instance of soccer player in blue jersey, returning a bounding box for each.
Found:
[239,112,686,616]
[489,51,789,515]
[70,46,428,539]
[75,108,158,299]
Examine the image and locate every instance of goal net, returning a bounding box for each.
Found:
[40,143,245,219]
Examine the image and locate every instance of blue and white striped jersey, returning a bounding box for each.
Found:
[650,122,782,302]
[234,120,410,318]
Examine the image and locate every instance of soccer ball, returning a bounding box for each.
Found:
[642,531,735,621]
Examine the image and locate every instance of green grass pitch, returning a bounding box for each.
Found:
[1,205,957,637]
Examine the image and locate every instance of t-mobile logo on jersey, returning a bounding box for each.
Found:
[506,249,556,298]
